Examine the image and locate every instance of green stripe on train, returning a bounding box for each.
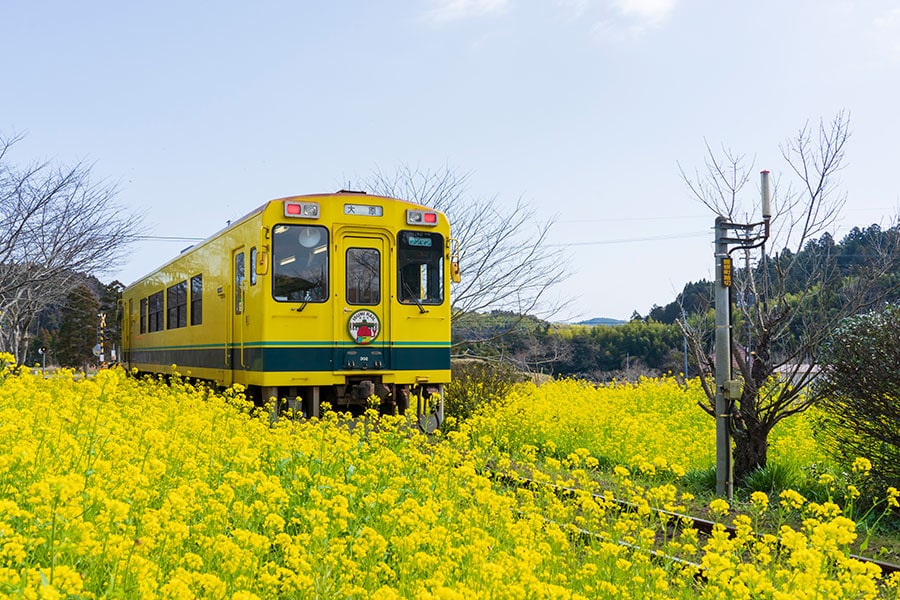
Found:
[127,345,450,372]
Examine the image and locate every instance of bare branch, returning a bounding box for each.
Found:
[678,111,900,479]
[362,165,571,340]
[0,134,145,360]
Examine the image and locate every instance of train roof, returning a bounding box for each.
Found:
[226,190,426,229]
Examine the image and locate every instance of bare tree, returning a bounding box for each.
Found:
[362,165,570,348]
[677,111,900,481]
[0,134,143,362]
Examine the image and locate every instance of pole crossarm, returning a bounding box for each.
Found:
[717,220,770,252]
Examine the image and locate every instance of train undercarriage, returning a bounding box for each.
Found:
[254,377,444,431]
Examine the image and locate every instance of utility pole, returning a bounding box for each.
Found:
[682,307,689,380]
[714,216,734,499]
[713,170,772,500]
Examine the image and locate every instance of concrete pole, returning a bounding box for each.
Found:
[683,307,689,379]
[714,216,734,500]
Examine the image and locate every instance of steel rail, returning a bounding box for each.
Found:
[488,470,900,577]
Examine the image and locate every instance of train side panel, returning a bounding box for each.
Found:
[122,210,266,385]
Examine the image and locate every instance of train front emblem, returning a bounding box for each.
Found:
[348,309,380,345]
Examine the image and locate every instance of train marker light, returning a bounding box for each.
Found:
[406,210,439,226]
[284,201,320,218]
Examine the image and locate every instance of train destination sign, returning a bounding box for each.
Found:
[344,204,383,217]
[407,236,433,247]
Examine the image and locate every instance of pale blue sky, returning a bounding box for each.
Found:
[3,1,899,320]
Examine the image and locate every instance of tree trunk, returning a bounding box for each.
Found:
[732,411,769,482]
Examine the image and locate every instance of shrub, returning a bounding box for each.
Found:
[817,305,900,487]
[444,358,522,424]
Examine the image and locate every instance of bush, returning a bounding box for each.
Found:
[817,305,900,487]
[444,359,523,424]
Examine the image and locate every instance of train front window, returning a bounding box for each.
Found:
[272,225,329,302]
[398,231,444,305]
[347,248,380,305]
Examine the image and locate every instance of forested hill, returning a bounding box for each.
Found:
[644,223,900,324]
[576,317,626,326]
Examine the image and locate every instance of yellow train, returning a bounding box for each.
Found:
[121,191,457,425]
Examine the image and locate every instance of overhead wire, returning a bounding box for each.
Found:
[547,231,709,247]
[135,235,205,242]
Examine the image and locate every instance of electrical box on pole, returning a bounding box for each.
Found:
[724,379,743,400]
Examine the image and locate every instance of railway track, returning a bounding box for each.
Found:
[488,470,900,579]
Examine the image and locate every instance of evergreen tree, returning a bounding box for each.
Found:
[55,285,100,369]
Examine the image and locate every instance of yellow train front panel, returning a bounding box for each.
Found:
[121,192,452,416]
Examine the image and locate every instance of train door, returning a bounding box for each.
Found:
[335,235,391,372]
[123,298,132,365]
[231,247,248,379]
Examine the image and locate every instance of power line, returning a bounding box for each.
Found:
[135,235,204,242]
[548,231,709,247]
[557,215,708,224]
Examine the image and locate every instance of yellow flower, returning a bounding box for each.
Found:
[613,465,630,478]
[886,571,900,589]
[709,498,730,518]
[779,489,806,510]
[851,457,872,475]
[750,491,769,512]
[807,501,841,519]
[887,486,899,508]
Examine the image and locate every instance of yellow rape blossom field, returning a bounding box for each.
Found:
[464,376,825,474]
[0,356,897,599]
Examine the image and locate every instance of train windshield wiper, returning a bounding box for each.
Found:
[404,284,428,314]
[292,280,322,313]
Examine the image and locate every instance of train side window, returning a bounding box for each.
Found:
[250,247,258,286]
[235,252,245,314]
[347,248,380,305]
[148,291,164,332]
[167,281,188,329]
[272,225,329,302]
[398,231,444,305]
[190,275,202,325]
[140,298,147,334]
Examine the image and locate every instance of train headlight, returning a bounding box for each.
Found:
[284,201,320,218]
[406,210,439,226]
